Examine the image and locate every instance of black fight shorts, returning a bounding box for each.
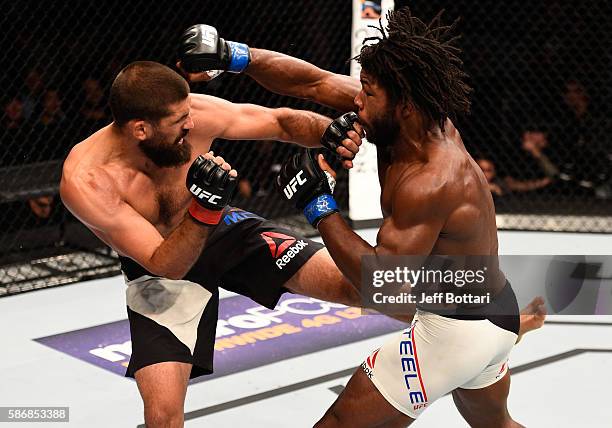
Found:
[120,207,324,379]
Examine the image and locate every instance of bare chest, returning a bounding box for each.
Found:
[156,186,192,229]
[124,172,192,235]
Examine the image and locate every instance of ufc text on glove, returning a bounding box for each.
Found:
[178,24,251,75]
[276,150,338,228]
[187,155,238,225]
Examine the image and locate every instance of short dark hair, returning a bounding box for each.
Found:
[109,61,189,127]
[355,7,472,129]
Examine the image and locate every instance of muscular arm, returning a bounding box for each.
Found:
[60,170,210,280]
[246,48,361,113]
[189,93,331,147]
[317,176,446,288]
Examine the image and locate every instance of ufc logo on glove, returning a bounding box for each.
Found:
[189,184,222,205]
[200,28,217,48]
[283,170,307,199]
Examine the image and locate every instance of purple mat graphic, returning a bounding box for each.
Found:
[35,294,405,382]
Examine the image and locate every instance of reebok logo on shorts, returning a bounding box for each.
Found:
[260,232,308,270]
[367,349,380,369]
[362,348,380,379]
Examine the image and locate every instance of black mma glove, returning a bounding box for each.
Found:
[321,112,359,157]
[276,150,338,228]
[186,155,238,225]
[178,24,250,77]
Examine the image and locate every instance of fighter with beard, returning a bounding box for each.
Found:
[179,8,540,427]
[60,60,370,427]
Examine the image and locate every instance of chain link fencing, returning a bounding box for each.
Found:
[1,0,610,295]
[396,0,612,231]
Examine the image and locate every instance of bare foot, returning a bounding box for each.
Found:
[516,296,547,344]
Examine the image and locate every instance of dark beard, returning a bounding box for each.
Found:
[365,111,400,149]
[139,130,192,168]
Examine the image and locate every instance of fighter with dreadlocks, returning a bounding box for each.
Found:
[180,7,537,427]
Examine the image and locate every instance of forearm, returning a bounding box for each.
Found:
[246,48,359,112]
[276,108,331,147]
[178,27,358,110]
[148,216,211,279]
[246,49,319,99]
[317,213,375,288]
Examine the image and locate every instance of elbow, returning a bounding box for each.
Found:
[275,108,303,144]
[147,263,187,281]
[145,246,191,280]
[163,271,186,281]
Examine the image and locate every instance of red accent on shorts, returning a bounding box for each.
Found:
[370,349,380,368]
[260,232,296,258]
[189,200,223,225]
[411,323,428,402]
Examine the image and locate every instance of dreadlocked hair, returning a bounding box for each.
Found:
[355,7,473,130]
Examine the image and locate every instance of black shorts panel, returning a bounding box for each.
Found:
[213,218,324,309]
[440,281,520,335]
[125,289,219,379]
[120,207,323,378]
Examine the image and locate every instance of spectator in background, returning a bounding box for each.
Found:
[1,97,25,130]
[38,88,65,126]
[504,129,556,193]
[31,88,72,162]
[20,68,46,120]
[78,77,109,139]
[476,156,506,197]
[0,96,30,166]
[28,87,67,221]
[28,87,70,224]
[559,79,591,156]
[1,96,57,231]
[563,79,589,124]
[556,78,610,190]
[28,195,54,221]
[520,129,560,178]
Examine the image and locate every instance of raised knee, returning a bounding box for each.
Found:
[144,401,184,428]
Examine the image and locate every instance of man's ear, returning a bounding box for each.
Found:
[128,120,151,141]
[399,101,415,119]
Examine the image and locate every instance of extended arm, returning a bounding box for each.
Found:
[177,25,360,112]
[189,93,331,147]
[246,48,361,113]
[178,26,362,162]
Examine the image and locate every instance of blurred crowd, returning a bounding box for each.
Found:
[0,68,110,231]
[0,0,610,250]
[2,67,610,233]
[475,79,612,206]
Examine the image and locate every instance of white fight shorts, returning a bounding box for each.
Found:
[362,309,518,419]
